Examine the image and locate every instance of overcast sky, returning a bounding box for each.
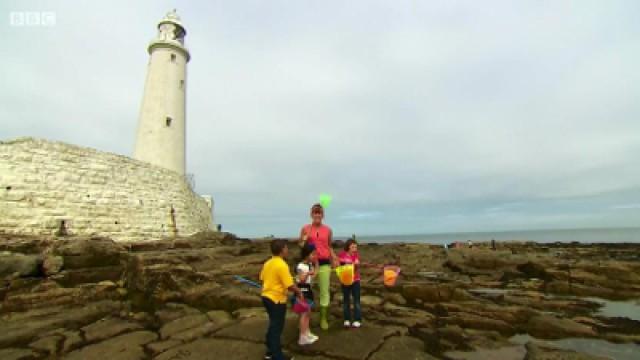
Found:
[2,1,639,237]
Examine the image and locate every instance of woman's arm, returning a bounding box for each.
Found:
[329,229,339,267]
[298,226,308,247]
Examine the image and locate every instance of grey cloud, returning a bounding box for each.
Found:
[2,0,639,237]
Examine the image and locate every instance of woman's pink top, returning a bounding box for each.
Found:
[338,250,361,282]
[304,224,332,261]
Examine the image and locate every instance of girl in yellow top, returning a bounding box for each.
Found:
[260,239,302,360]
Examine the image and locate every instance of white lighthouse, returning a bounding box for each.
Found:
[134,10,190,175]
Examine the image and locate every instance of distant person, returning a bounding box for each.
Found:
[260,239,303,360]
[491,238,496,250]
[295,243,319,345]
[339,239,362,328]
[299,203,337,330]
[468,240,473,249]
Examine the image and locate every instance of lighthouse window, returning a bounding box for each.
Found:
[170,53,176,62]
[179,80,184,89]
[166,116,172,127]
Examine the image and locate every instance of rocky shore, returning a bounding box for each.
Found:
[1,232,639,359]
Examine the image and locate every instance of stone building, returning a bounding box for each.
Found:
[0,11,214,242]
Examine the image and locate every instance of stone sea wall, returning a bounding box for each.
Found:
[0,137,213,242]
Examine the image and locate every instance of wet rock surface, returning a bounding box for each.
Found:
[0,232,638,359]
[524,341,610,360]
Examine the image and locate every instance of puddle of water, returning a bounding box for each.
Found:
[584,297,640,321]
[541,293,640,321]
[510,334,640,360]
[468,288,509,295]
[417,271,446,279]
[445,345,526,360]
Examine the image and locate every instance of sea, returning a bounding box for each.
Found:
[354,227,640,244]
[362,227,640,359]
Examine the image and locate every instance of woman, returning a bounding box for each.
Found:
[299,203,337,330]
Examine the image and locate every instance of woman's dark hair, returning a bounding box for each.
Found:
[299,243,316,261]
[310,203,324,214]
[344,238,357,252]
[270,239,288,255]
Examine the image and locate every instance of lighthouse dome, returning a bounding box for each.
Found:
[158,9,186,36]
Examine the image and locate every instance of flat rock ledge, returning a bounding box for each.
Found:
[1,232,639,359]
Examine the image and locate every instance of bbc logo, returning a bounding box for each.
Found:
[9,11,56,27]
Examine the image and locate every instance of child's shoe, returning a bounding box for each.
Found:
[352,321,361,328]
[306,331,319,342]
[343,320,351,328]
[298,334,317,346]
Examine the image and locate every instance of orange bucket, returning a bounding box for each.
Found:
[383,265,401,287]
[335,264,355,286]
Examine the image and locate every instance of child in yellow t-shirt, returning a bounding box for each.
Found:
[260,239,303,360]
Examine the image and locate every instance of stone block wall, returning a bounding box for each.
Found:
[0,138,214,242]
